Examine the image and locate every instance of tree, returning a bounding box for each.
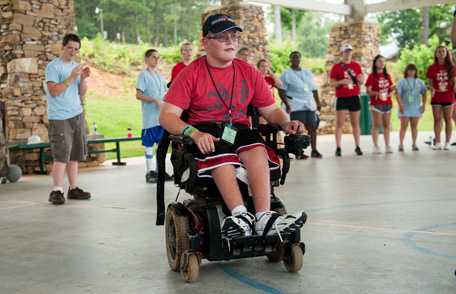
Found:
[378,4,453,49]
[75,0,211,45]
[268,7,333,58]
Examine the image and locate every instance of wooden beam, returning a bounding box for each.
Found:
[249,0,351,15]
[366,0,456,13]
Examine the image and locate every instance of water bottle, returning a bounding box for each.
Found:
[92,122,97,134]
[127,128,132,138]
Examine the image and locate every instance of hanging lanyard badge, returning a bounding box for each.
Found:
[405,79,416,104]
[206,60,237,145]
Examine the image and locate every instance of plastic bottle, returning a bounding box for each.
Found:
[92,122,97,134]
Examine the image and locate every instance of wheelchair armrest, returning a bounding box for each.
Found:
[169,134,194,145]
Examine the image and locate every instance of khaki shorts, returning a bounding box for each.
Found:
[49,113,87,163]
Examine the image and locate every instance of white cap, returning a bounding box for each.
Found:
[340,43,353,52]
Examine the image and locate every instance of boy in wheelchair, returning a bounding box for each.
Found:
[159,13,306,241]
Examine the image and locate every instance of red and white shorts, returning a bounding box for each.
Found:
[190,123,280,179]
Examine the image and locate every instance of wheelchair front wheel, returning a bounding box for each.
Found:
[165,205,190,272]
[180,252,200,283]
[283,243,304,272]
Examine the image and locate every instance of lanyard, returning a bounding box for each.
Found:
[205,59,236,124]
[405,78,417,95]
[291,69,308,89]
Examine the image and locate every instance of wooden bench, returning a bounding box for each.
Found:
[8,136,141,174]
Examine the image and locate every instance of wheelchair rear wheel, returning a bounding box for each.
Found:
[165,205,190,272]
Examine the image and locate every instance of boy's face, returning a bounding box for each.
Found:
[62,41,80,61]
[203,29,239,64]
[146,52,160,68]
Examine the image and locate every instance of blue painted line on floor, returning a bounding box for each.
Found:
[401,222,456,261]
[219,264,285,294]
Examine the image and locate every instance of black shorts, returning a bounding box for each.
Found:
[336,96,361,112]
[290,110,319,128]
[190,123,279,178]
[431,102,453,108]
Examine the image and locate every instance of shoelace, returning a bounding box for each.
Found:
[274,222,283,242]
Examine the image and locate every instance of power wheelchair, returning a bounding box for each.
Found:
[155,116,310,283]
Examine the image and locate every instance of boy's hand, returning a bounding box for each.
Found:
[282,120,304,135]
[70,65,84,80]
[191,131,220,154]
[81,66,91,79]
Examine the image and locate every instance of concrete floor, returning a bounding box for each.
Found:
[0,132,455,294]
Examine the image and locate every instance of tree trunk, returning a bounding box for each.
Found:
[273,5,282,43]
[422,7,430,45]
[291,10,296,43]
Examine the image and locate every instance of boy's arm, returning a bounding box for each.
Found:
[312,90,321,111]
[136,89,163,106]
[258,104,304,134]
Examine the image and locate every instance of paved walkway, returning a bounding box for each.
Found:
[0,132,455,294]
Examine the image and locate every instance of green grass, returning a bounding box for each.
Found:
[84,91,144,159]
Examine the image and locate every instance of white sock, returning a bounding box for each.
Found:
[231,205,247,216]
[255,211,267,220]
[145,147,154,172]
[52,186,63,193]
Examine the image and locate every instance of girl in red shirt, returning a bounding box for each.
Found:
[365,54,394,154]
[426,45,456,150]
[329,43,364,157]
[257,59,284,94]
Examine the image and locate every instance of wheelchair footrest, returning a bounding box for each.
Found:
[222,233,297,259]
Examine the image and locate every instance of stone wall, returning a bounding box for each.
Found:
[202,0,268,65]
[0,0,75,173]
[319,21,379,134]
[0,101,6,176]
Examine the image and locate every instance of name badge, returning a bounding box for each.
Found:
[222,125,237,145]
[380,92,388,101]
[407,95,414,104]
[347,84,353,90]
[303,85,309,92]
[439,83,447,92]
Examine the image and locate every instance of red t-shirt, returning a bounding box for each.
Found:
[165,57,275,126]
[264,75,276,90]
[330,61,362,98]
[426,63,456,103]
[365,73,393,106]
[170,62,187,82]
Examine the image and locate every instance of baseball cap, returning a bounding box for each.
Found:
[340,43,353,52]
[202,14,243,37]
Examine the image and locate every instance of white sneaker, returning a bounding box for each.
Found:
[255,211,307,238]
[432,143,442,150]
[221,212,255,239]
[385,145,393,154]
[372,145,382,154]
[443,142,450,150]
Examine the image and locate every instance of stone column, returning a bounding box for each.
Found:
[319,21,379,134]
[0,101,6,176]
[202,0,268,65]
[0,0,75,173]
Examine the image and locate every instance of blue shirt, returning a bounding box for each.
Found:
[136,69,167,129]
[396,78,426,117]
[280,68,318,111]
[45,58,82,120]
